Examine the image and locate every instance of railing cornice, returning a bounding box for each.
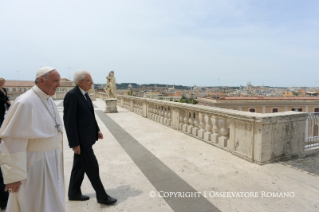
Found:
[117,95,308,123]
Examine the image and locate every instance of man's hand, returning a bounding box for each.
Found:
[98,132,103,139]
[7,101,11,105]
[5,181,21,193]
[73,145,81,154]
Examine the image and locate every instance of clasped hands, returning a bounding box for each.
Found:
[5,181,21,193]
[72,132,103,155]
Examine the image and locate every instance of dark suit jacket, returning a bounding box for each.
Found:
[0,88,10,116]
[63,86,100,148]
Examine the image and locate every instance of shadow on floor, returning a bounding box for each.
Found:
[85,184,143,207]
[281,154,319,176]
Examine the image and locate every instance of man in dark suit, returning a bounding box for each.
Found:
[63,70,117,205]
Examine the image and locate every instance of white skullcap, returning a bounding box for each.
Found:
[36,67,55,79]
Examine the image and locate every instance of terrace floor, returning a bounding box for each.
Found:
[62,99,319,212]
[5,98,319,212]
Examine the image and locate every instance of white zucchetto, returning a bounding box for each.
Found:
[36,67,55,79]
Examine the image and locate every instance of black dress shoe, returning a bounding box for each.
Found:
[0,201,7,210]
[97,196,117,205]
[69,195,90,201]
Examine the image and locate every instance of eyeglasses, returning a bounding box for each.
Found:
[82,79,93,83]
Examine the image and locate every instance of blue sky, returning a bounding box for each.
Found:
[0,0,318,87]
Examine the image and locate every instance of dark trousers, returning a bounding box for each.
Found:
[0,163,8,206]
[68,146,108,200]
[0,111,4,127]
[0,112,9,206]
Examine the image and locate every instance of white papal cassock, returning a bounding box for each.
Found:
[0,85,65,212]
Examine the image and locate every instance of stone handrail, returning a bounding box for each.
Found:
[97,93,307,164]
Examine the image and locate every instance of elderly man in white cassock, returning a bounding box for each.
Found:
[0,67,65,212]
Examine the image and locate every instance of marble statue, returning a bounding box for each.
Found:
[104,70,117,99]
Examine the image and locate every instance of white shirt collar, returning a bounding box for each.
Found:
[33,85,50,100]
[78,86,87,95]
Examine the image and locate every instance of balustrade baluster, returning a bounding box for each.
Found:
[198,113,206,138]
[163,107,168,125]
[162,106,165,123]
[192,112,199,136]
[212,115,220,144]
[152,104,156,120]
[219,117,229,147]
[149,104,152,119]
[204,114,213,142]
[187,111,194,134]
[157,106,161,122]
[135,102,137,113]
[158,105,162,122]
[141,102,144,117]
[159,106,164,123]
[179,109,184,130]
[133,101,135,113]
[167,107,171,126]
[182,110,189,132]
[149,104,151,118]
[154,105,159,121]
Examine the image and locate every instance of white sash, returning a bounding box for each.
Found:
[27,134,62,152]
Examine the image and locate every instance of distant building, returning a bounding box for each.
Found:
[197,96,319,113]
[55,78,76,99]
[282,91,296,97]
[306,92,319,96]
[5,78,76,100]
[4,80,34,100]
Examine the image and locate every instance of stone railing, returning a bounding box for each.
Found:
[97,93,308,164]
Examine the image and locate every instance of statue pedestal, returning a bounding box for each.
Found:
[105,99,118,113]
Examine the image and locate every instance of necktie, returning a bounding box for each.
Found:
[84,93,92,109]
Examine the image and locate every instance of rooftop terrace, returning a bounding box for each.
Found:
[47,99,319,212]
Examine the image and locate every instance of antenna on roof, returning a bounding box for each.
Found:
[67,67,72,80]
[16,70,20,81]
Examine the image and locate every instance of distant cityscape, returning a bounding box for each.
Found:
[93,81,319,102]
[3,79,319,113]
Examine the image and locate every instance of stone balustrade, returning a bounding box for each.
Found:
[97,93,308,164]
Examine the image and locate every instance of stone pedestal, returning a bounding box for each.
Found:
[211,133,219,144]
[218,136,227,147]
[198,129,205,139]
[182,124,188,133]
[204,131,212,142]
[187,125,193,134]
[192,127,199,137]
[105,99,118,113]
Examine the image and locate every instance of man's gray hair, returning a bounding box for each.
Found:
[74,70,90,85]
[35,72,50,84]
